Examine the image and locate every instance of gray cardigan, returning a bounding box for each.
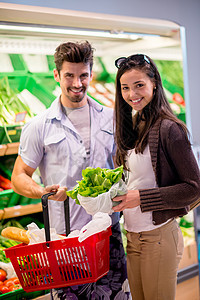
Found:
[139,118,200,225]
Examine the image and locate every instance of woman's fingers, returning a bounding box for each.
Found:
[112,190,140,211]
[112,195,125,201]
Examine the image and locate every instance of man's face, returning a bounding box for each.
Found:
[54,61,93,108]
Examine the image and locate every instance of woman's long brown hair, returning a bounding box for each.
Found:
[114,55,189,170]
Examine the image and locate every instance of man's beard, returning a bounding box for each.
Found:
[67,87,86,103]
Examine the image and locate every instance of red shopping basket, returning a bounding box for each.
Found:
[4,193,112,292]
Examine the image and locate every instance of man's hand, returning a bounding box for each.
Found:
[43,185,68,201]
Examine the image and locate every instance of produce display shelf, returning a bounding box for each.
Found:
[0,143,19,156]
[46,54,55,71]
[9,54,29,72]
[0,73,55,111]
[0,125,23,145]
[0,188,41,211]
[0,189,14,210]
[0,203,42,220]
[0,287,48,299]
[162,78,184,98]
[32,73,58,106]
[0,145,7,156]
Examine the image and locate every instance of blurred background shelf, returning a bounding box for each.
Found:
[0,143,19,156]
[0,203,42,220]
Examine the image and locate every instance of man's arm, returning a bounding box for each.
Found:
[11,156,67,201]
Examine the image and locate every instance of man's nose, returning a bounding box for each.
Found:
[72,77,82,87]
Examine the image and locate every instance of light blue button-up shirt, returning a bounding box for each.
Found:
[19,96,119,233]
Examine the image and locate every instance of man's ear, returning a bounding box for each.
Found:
[90,70,93,82]
[53,69,60,82]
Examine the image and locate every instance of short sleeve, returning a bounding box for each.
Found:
[19,119,44,169]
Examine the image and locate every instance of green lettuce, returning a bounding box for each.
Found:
[66,165,123,204]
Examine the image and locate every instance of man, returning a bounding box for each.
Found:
[11,41,131,299]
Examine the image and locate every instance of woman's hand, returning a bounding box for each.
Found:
[112,190,140,212]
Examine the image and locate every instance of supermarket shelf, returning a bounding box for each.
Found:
[177,263,199,284]
[0,142,19,156]
[0,202,42,220]
[0,144,7,156]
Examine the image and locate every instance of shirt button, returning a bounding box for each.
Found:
[80,140,83,143]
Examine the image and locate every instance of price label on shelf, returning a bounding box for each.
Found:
[15,111,27,123]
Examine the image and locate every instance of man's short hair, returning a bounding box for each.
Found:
[54,41,94,73]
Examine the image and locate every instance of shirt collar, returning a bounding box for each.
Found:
[87,96,103,112]
[46,95,103,121]
[46,97,63,120]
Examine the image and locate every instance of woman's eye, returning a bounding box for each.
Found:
[136,83,144,88]
[122,86,129,90]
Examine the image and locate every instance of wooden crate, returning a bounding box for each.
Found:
[176,241,199,300]
[176,275,199,300]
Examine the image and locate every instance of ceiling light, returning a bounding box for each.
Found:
[0,24,141,40]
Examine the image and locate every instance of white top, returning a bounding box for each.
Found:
[123,145,168,232]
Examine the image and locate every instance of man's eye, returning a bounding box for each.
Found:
[65,74,73,78]
[81,74,88,79]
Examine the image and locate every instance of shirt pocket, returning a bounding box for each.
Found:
[44,133,67,160]
[44,133,66,146]
[97,126,114,155]
[100,126,113,135]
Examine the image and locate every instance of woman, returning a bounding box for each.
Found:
[112,54,200,300]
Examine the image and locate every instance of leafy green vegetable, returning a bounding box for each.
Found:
[67,166,124,204]
[0,76,34,127]
[0,235,20,248]
[154,60,184,97]
[0,249,10,263]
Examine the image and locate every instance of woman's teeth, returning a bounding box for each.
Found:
[131,98,142,103]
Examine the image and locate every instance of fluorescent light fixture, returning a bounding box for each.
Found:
[0,24,142,40]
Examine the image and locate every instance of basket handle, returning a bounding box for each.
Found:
[41,193,70,247]
[41,192,55,246]
[64,196,70,236]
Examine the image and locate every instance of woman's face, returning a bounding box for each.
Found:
[120,68,155,112]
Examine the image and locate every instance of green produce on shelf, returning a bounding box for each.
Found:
[179,211,194,228]
[0,250,10,263]
[0,76,34,127]
[0,236,20,249]
[0,219,25,233]
[154,60,184,97]
[0,175,12,190]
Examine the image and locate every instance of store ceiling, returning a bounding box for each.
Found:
[0,2,180,36]
[0,2,183,61]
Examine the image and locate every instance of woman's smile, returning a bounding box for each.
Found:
[120,69,155,112]
[130,97,143,103]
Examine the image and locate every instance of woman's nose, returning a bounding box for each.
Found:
[129,89,136,98]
